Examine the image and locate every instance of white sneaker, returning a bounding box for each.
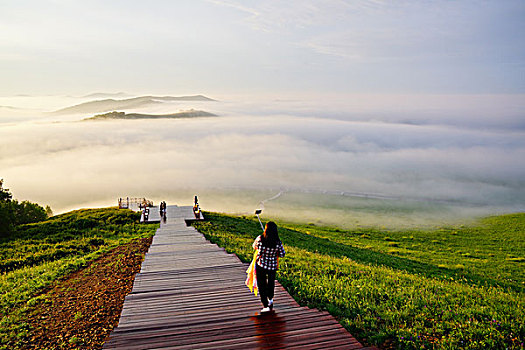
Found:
[268,299,274,309]
[261,307,271,313]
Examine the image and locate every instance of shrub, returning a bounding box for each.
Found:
[0,180,48,237]
[11,200,47,225]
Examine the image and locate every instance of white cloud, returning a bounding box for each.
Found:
[1,95,524,216]
[206,0,260,18]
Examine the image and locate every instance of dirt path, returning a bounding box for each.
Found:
[22,237,152,349]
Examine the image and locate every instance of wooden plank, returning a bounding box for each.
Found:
[103,205,371,350]
[115,308,332,334]
[105,322,347,350]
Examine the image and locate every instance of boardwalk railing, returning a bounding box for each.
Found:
[118,197,154,210]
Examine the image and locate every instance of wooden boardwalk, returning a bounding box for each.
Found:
[103,205,373,349]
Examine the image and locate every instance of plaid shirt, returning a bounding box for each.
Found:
[253,235,285,271]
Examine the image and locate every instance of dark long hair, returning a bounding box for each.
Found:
[262,221,280,248]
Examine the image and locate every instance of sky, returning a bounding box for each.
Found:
[1,0,524,96]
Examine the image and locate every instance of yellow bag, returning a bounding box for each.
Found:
[245,251,258,296]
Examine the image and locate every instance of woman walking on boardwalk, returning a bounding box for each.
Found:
[252,221,285,313]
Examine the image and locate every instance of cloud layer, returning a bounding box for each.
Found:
[1,94,524,223]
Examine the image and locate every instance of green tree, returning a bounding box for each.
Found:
[0,179,12,202]
[12,200,47,225]
[0,179,15,236]
[0,179,48,237]
[45,205,53,217]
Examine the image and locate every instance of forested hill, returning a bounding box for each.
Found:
[83,110,217,121]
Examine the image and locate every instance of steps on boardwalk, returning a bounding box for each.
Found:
[103,205,371,350]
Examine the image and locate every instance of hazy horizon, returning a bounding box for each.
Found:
[1,92,524,228]
[1,1,524,227]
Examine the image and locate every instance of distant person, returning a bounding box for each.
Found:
[141,204,149,222]
[159,201,167,218]
[160,201,167,222]
[252,221,286,313]
[193,196,200,219]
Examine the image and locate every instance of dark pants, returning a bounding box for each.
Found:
[256,264,276,307]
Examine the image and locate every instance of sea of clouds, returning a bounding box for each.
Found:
[1,93,524,227]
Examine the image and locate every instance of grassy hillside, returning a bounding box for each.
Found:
[193,212,525,349]
[0,208,157,349]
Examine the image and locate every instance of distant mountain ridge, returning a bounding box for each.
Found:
[83,110,217,121]
[52,95,216,115]
[82,92,132,99]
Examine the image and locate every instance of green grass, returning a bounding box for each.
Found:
[0,207,157,349]
[280,213,525,293]
[193,212,525,349]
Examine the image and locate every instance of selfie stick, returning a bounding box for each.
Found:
[255,209,264,231]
